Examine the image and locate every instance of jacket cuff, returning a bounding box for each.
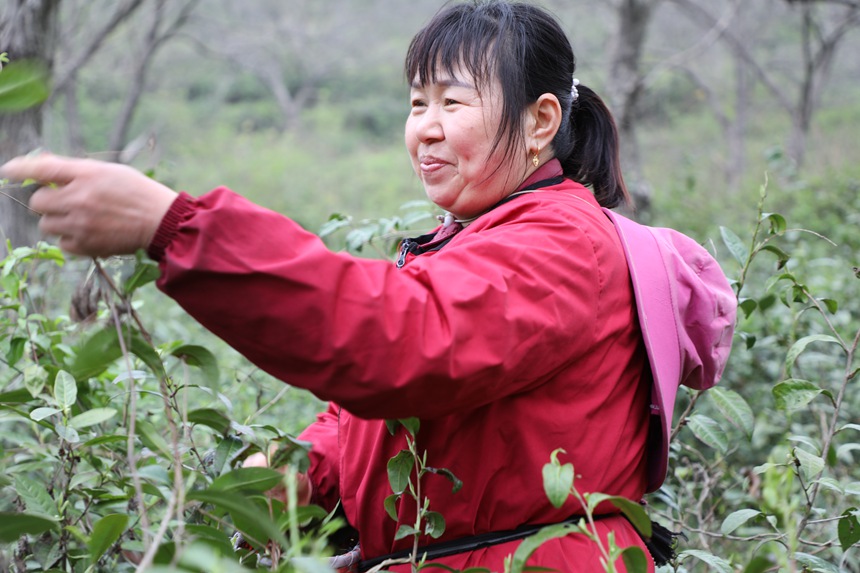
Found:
[147,192,196,261]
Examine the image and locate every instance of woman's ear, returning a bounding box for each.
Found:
[527,94,562,151]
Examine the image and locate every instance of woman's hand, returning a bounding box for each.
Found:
[0,154,178,258]
[243,451,314,506]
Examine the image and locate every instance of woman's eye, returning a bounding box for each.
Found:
[411,99,426,108]
[444,99,460,106]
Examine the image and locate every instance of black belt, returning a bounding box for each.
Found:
[357,514,609,572]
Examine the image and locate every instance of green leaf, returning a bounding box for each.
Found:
[679,549,732,573]
[137,420,172,459]
[720,226,749,266]
[709,388,755,439]
[384,419,399,435]
[398,417,421,436]
[542,450,574,509]
[761,212,787,235]
[838,508,860,552]
[170,345,219,385]
[208,435,244,477]
[209,467,283,493]
[423,510,446,539]
[187,408,231,435]
[794,448,825,482]
[605,496,651,537]
[183,525,234,556]
[268,436,312,472]
[0,60,50,112]
[0,393,35,413]
[318,214,351,238]
[68,407,117,429]
[30,406,61,421]
[13,475,58,518]
[785,335,843,377]
[687,414,729,453]
[509,523,581,573]
[53,370,77,409]
[794,552,840,573]
[186,490,286,549]
[122,258,160,295]
[426,467,463,494]
[293,556,339,573]
[23,364,47,397]
[837,423,860,435]
[88,514,128,563]
[56,424,80,444]
[720,509,761,535]
[759,245,790,268]
[71,326,165,381]
[387,450,414,495]
[738,298,757,319]
[820,298,838,314]
[619,546,649,573]
[384,493,400,521]
[742,555,777,573]
[394,524,419,541]
[0,512,58,542]
[773,379,825,412]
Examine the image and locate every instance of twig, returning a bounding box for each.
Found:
[107,299,152,545]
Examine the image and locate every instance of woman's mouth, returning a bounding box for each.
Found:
[419,156,449,174]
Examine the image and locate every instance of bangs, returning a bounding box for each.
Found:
[405,5,502,91]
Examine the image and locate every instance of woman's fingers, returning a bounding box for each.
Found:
[1,153,79,186]
[1,154,178,258]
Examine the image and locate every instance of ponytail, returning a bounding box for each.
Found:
[555,84,630,209]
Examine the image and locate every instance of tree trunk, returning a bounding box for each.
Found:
[0,0,59,251]
[606,0,661,221]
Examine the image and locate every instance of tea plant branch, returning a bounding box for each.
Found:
[670,390,702,442]
[107,299,152,547]
[135,369,189,571]
[245,384,291,424]
[797,325,860,538]
[0,189,37,211]
[685,526,783,543]
[94,259,154,345]
[798,284,847,347]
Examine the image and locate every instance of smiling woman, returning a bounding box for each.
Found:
[0,2,695,572]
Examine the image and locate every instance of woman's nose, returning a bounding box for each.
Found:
[414,105,444,143]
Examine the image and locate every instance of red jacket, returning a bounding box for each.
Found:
[150,167,654,572]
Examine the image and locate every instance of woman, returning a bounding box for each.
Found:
[3,1,656,570]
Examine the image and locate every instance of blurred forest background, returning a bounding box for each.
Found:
[2,0,860,572]
[2,0,859,240]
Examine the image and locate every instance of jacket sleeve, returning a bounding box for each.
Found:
[150,187,605,420]
[297,403,341,512]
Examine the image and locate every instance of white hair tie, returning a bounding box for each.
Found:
[571,78,580,102]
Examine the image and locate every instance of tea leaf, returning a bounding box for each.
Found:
[53,370,77,409]
[88,514,128,563]
[0,512,58,542]
[721,509,762,535]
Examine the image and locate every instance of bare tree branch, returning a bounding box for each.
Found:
[106,0,201,162]
[52,0,147,94]
[668,0,795,113]
[645,0,741,87]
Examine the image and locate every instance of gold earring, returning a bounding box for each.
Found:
[532,148,540,168]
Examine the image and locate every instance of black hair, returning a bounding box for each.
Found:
[405,0,629,208]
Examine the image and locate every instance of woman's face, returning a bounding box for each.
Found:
[405,67,525,220]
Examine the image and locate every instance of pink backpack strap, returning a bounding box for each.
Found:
[602,208,737,492]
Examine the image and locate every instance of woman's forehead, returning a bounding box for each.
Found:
[409,61,491,90]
